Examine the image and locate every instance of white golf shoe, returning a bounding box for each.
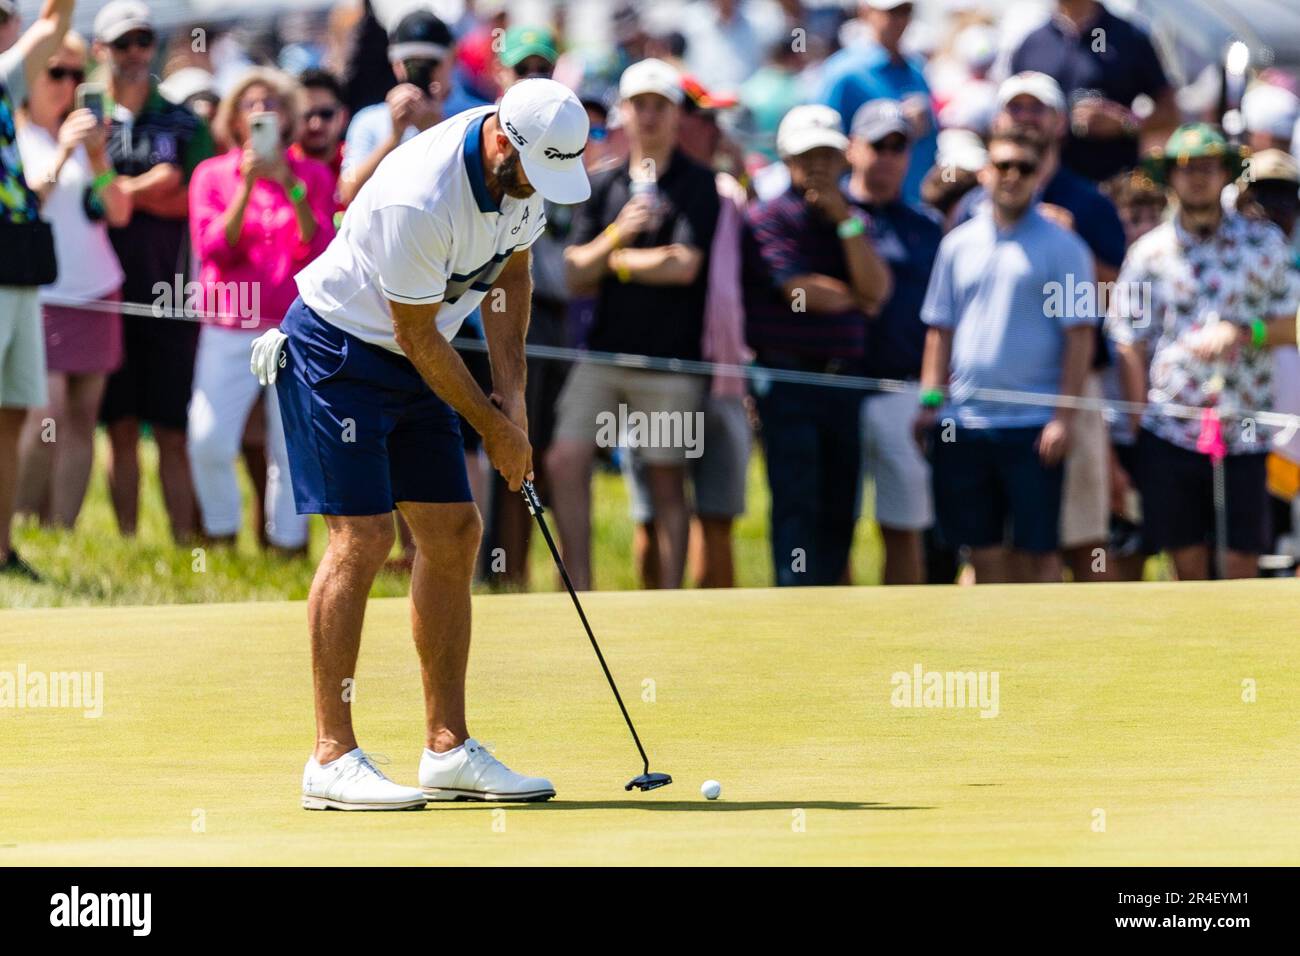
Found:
[302,748,427,810]
[419,738,556,802]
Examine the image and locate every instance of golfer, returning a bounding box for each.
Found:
[251,79,591,809]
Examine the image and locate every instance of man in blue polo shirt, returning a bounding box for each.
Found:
[916,131,1095,584]
[844,100,941,585]
[818,0,935,205]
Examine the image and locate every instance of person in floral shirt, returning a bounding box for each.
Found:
[1108,124,1300,579]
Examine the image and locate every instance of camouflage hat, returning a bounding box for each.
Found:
[1141,122,1248,185]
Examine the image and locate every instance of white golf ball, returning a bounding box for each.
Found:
[701,779,721,800]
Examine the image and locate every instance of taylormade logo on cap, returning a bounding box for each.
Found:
[499,78,592,204]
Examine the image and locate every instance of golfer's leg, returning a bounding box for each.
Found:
[309,513,395,763]
[397,500,481,752]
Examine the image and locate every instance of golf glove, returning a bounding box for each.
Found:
[250,328,288,386]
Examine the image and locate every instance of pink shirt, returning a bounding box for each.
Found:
[189,148,336,331]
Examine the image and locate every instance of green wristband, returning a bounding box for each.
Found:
[836,215,865,239]
[1250,318,1267,349]
[91,169,117,194]
[288,179,307,203]
[919,387,943,409]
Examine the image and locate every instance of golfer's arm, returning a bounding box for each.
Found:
[389,298,503,440]
[1054,325,1095,424]
[612,244,703,286]
[919,326,953,392]
[482,248,532,400]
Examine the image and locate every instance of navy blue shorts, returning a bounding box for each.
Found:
[276,297,472,515]
[930,425,1064,553]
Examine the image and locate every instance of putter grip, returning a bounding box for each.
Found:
[522,480,543,516]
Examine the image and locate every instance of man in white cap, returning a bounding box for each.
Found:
[1241,82,1300,155]
[742,104,891,586]
[253,78,591,809]
[552,58,721,592]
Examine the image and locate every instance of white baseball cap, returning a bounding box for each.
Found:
[498,78,592,205]
[94,0,153,44]
[864,0,913,10]
[618,58,684,105]
[777,105,848,159]
[997,71,1066,114]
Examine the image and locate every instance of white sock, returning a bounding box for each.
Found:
[424,744,465,760]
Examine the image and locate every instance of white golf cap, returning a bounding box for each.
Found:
[94,0,153,44]
[864,0,913,10]
[997,71,1066,113]
[777,104,848,159]
[498,78,592,205]
[618,57,684,105]
[1241,82,1300,141]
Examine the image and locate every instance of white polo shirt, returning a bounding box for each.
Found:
[296,105,546,353]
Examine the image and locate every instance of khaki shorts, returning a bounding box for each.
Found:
[0,286,47,408]
[553,361,705,465]
[1060,373,1109,549]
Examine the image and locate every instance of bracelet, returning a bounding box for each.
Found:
[1250,317,1268,349]
[288,179,308,203]
[836,216,865,239]
[919,387,943,409]
[91,169,117,195]
[613,252,632,284]
[603,222,622,249]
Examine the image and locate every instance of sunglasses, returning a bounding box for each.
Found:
[111,31,156,52]
[303,106,338,123]
[515,62,554,79]
[47,66,86,83]
[871,137,908,154]
[993,159,1039,176]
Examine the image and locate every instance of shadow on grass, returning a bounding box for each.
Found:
[431,800,932,812]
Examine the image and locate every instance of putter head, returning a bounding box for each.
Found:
[626,771,673,792]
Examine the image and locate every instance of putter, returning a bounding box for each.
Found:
[521,479,672,793]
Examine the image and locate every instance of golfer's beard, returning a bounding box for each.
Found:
[493,152,535,200]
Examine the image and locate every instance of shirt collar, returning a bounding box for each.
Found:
[463,111,499,214]
[1172,209,1232,247]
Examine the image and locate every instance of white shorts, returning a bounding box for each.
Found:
[0,286,47,408]
[1060,373,1109,549]
[861,386,933,531]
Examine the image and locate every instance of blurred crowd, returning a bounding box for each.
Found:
[1,0,1299,588]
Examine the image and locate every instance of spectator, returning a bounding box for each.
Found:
[1008,0,1178,182]
[1239,82,1299,155]
[552,58,720,590]
[818,1,937,205]
[158,66,218,126]
[917,130,1096,584]
[0,1,18,53]
[1099,168,1168,580]
[186,67,334,552]
[845,100,942,584]
[1108,124,1300,579]
[95,0,215,542]
[338,10,487,206]
[742,105,891,586]
[0,0,75,579]
[626,74,755,590]
[738,37,809,166]
[1234,149,1300,570]
[291,67,348,215]
[681,0,780,94]
[921,128,984,228]
[484,26,572,589]
[954,72,1129,581]
[15,30,129,530]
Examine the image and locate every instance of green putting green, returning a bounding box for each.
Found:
[2,581,1296,865]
